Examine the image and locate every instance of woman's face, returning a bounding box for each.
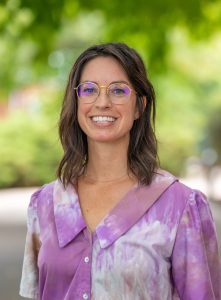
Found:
[77,56,139,146]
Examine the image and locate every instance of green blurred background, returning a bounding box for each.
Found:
[0,0,221,188]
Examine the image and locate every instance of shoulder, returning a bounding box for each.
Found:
[168,179,207,205]
[171,181,211,224]
[155,170,208,216]
[28,180,56,210]
[167,179,204,200]
[154,169,205,201]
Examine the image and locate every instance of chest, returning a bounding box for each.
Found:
[38,212,175,300]
[77,180,135,232]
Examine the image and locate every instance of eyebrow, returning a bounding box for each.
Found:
[81,80,130,85]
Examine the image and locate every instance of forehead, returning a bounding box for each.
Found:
[80,56,129,84]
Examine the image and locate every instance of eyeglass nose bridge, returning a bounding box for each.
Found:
[96,84,110,97]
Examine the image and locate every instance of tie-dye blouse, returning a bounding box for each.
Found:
[20,170,221,300]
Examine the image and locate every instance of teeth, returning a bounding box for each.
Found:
[92,116,116,122]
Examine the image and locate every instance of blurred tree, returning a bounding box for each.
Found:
[205,106,221,164]
[0,91,62,187]
[1,0,221,96]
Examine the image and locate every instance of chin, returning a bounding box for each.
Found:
[90,136,116,143]
[88,133,129,145]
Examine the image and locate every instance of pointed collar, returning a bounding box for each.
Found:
[53,170,177,248]
[53,180,86,247]
[96,169,177,248]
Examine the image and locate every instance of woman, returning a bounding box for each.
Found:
[20,43,221,300]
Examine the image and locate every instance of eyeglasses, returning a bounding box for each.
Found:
[74,81,134,104]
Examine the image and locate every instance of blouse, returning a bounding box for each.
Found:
[19,169,221,300]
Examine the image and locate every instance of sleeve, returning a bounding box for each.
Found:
[171,190,221,300]
[19,189,42,299]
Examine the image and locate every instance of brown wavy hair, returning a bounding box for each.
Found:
[57,42,159,187]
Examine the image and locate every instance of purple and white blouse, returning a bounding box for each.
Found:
[20,170,221,299]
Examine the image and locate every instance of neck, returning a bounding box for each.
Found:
[84,140,130,182]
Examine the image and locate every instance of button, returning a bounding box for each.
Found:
[83,293,88,299]
[84,256,89,263]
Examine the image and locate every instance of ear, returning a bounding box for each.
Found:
[134,96,147,120]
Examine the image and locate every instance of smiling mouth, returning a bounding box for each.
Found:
[91,116,117,122]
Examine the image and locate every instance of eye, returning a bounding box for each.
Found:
[109,84,130,97]
[113,88,125,95]
[109,86,126,96]
[78,83,98,96]
[83,87,96,94]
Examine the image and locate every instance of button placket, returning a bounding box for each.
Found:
[84,256,90,263]
[81,228,93,300]
[83,292,89,299]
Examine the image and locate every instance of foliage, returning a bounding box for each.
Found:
[1,0,221,95]
[204,105,221,165]
[0,94,62,188]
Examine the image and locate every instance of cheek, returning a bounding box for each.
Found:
[126,101,138,121]
[77,106,87,132]
[77,103,89,122]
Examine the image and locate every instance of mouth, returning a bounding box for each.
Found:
[90,116,117,123]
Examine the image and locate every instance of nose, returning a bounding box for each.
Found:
[95,86,112,109]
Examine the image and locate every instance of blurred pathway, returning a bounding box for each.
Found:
[0,188,36,300]
[0,187,36,224]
